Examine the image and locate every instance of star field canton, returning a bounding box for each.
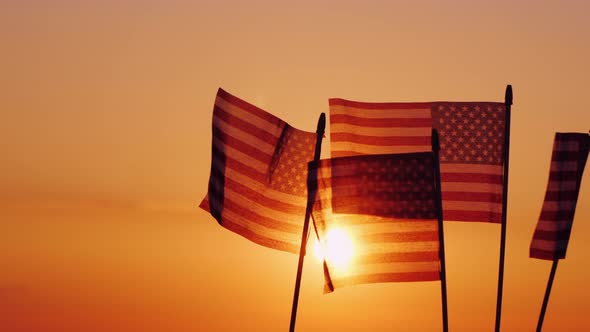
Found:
[312,152,441,292]
[329,98,506,223]
[200,88,317,253]
[331,153,437,220]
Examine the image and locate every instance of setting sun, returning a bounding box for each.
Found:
[4,0,590,331]
[313,228,355,269]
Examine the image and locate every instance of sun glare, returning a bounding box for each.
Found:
[312,228,354,268]
[312,238,324,262]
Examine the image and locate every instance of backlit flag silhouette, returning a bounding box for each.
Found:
[330,100,506,223]
[311,152,441,291]
[200,88,317,253]
[530,133,589,260]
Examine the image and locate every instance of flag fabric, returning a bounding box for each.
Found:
[329,99,506,223]
[200,88,317,253]
[311,152,441,292]
[530,132,589,260]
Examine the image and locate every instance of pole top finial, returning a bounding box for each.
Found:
[316,113,326,136]
[505,85,513,106]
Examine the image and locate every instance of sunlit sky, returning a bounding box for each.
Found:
[2,0,589,331]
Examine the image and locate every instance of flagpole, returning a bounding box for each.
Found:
[289,113,326,332]
[495,84,513,332]
[536,259,559,332]
[432,129,449,332]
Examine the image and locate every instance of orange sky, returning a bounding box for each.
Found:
[2,0,590,331]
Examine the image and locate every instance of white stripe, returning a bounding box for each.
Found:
[215,96,283,137]
[323,183,436,198]
[213,115,276,155]
[213,138,269,172]
[440,163,503,175]
[225,187,306,220]
[342,220,438,235]
[443,200,503,213]
[330,123,432,137]
[313,212,438,234]
[221,209,300,242]
[356,241,439,255]
[330,105,432,119]
[331,142,431,155]
[212,155,264,180]
[209,186,305,226]
[550,161,578,172]
[441,182,503,194]
[331,261,439,277]
[542,200,576,212]
[211,161,308,205]
[313,200,436,218]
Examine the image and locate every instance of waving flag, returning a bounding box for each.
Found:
[530,132,589,260]
[200,88,317,253]
[330,99,506,223]
[311,152,442,291]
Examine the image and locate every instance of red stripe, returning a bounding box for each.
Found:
[199,197,210,212]
[330,195,435,206]
[539,210,575,222]
[359,231,439,243]
[530,248,565,260]
[331,114,432,127]
[211,147,267,184]
[442,191,502,203]
[214,106,280,144]
[329,99,432,109]
[544,190,582,201]
[328,169,434,186]
[554,133,590,142]
[443,210,502,223]
[221,219,299,253]
[334,272,440,285]
[532,229,572,242]
[440,172,503,184]
[548,171,580,182]
[315,214,437,227]
[552,151,583,161]
[217,88,282,126]
[331,132,430,146]
[354,251,440,264]
[208,195,302,233]
[223,177,306,214]
[329,197,436,219]
[213,127,272,165]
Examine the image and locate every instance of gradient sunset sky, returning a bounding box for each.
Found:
[2,0,590,331]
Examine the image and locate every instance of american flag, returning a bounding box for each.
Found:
[330,99,506,223]
[200,88,317,253]
[312,152,441,291]
[530,133,589,260]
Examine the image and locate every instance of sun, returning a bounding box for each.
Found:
[312,228,354,268]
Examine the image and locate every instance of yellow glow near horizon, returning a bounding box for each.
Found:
[313,228,354,269]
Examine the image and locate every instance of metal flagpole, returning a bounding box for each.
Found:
[432,129,449,332]
[495,84,513,331]
[289,113,326,332]
[536,259,559,332]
